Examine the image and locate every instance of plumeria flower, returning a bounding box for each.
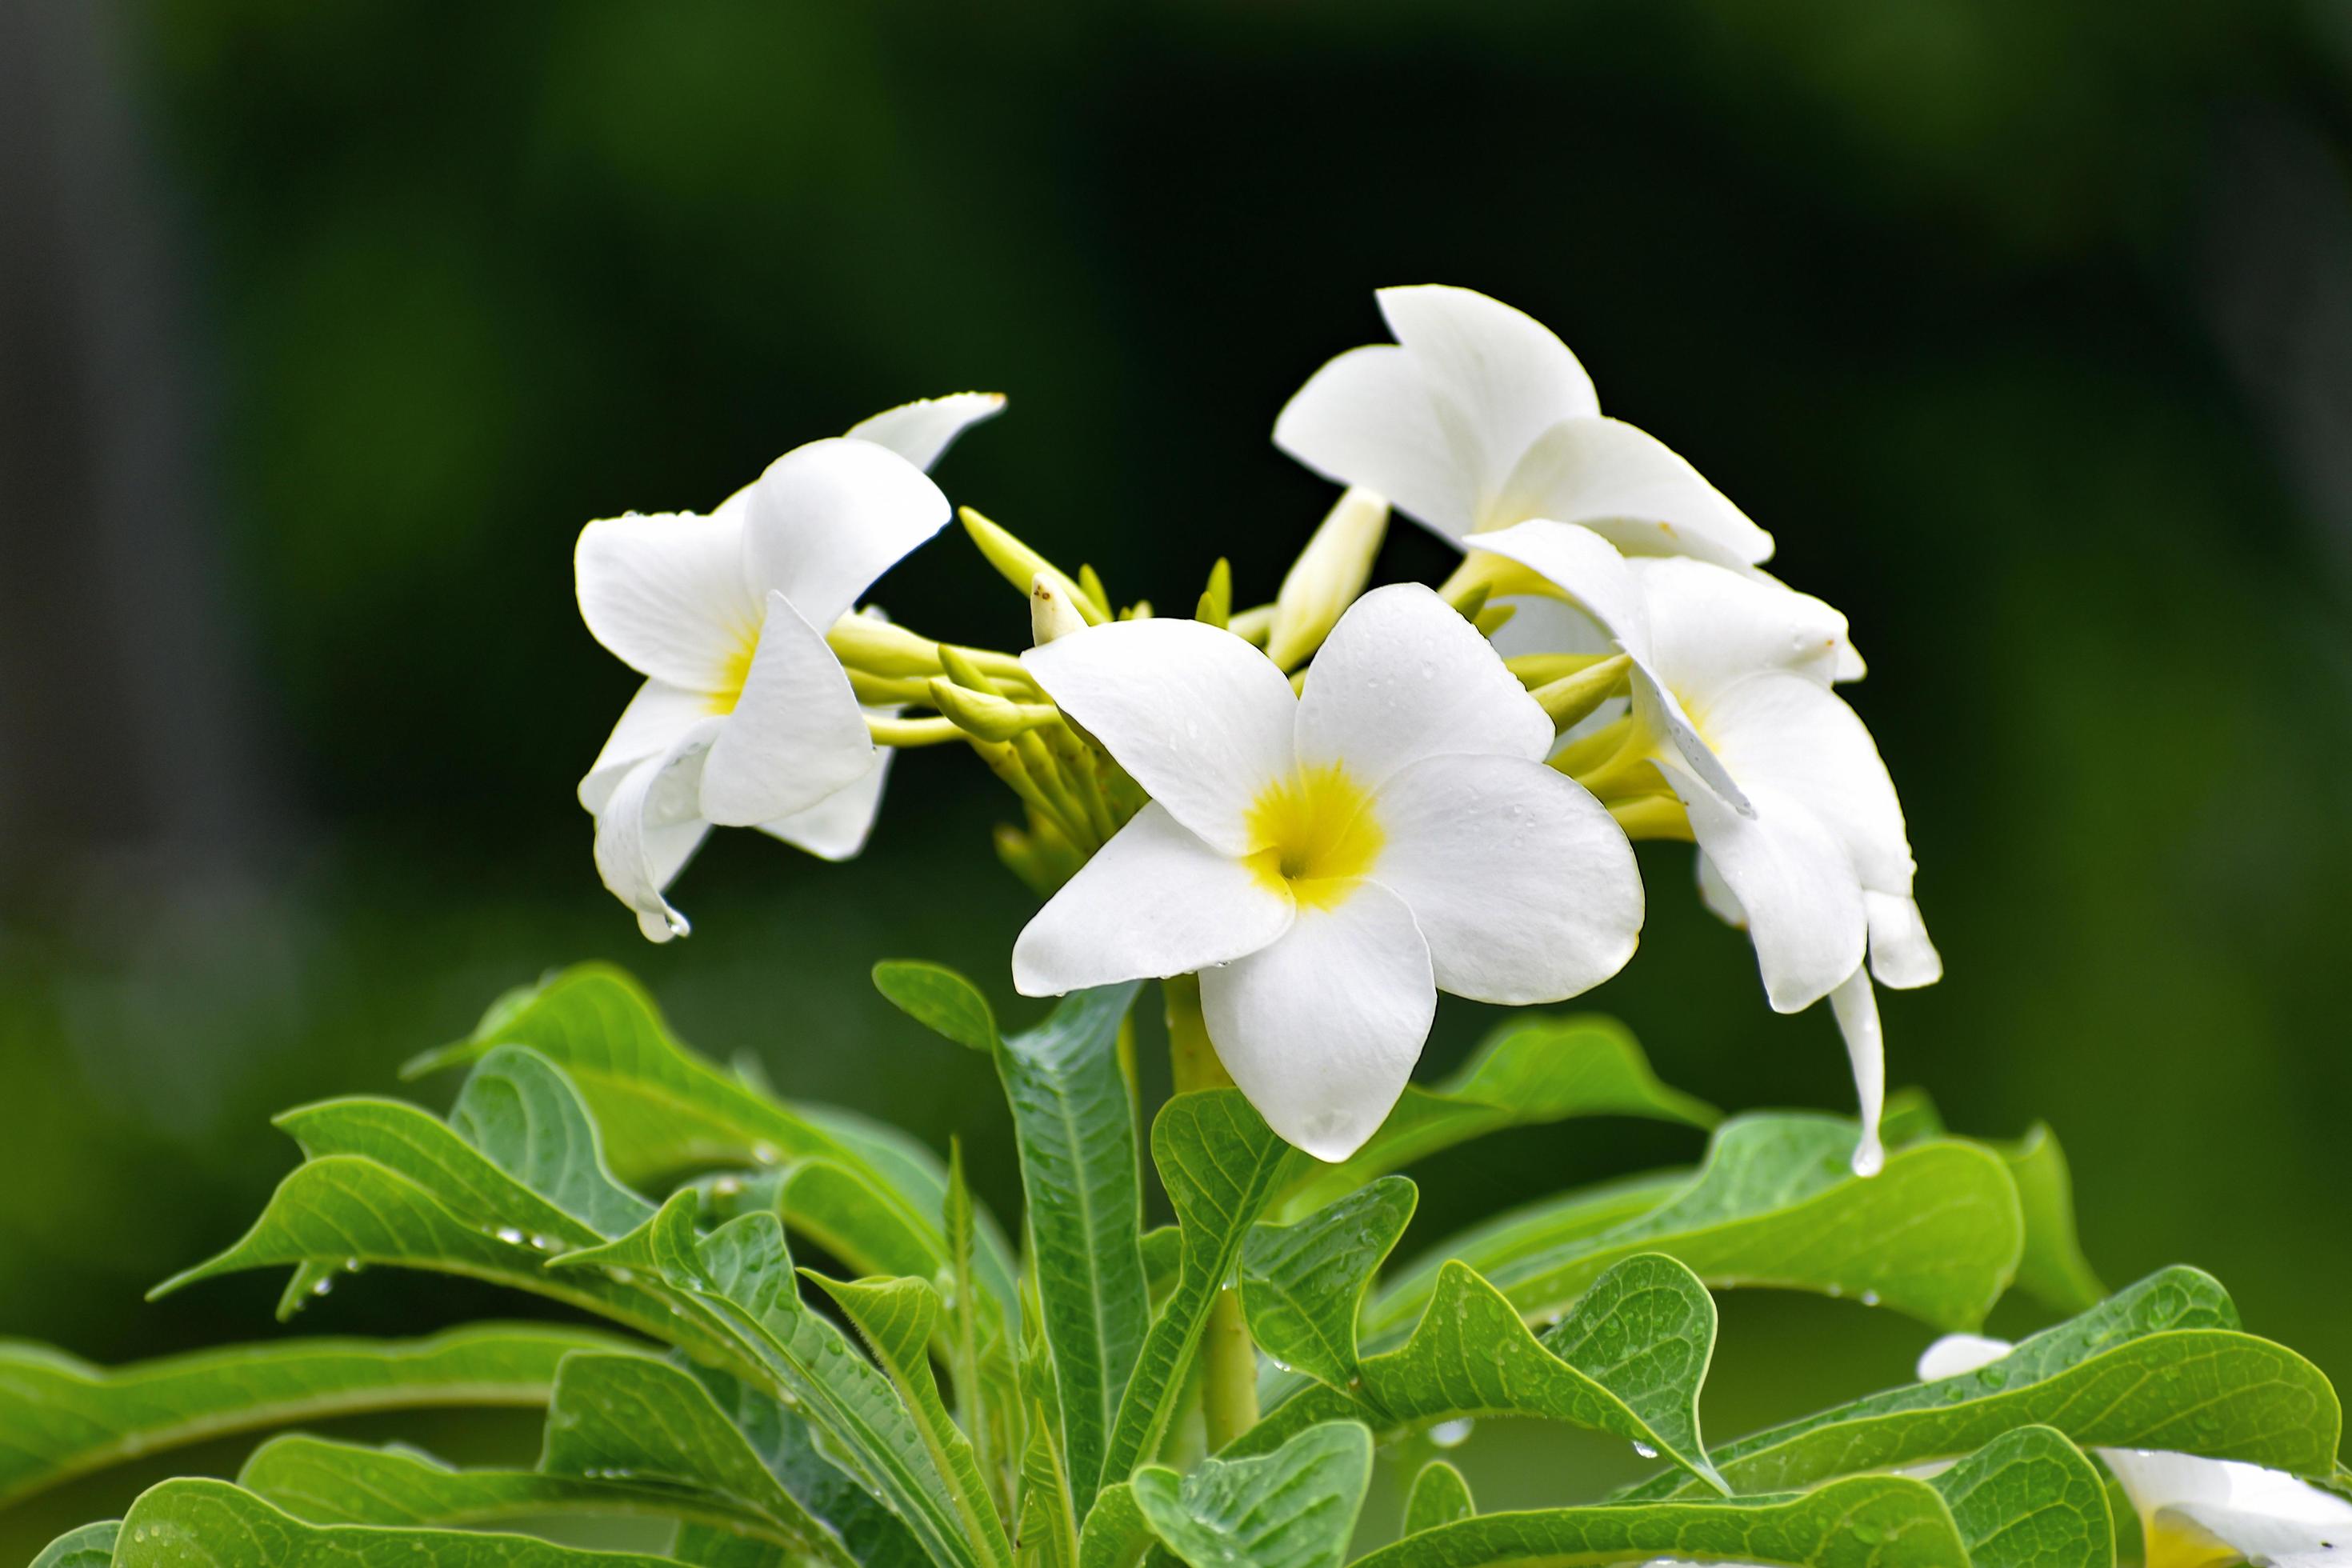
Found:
[1274,284,1864,679]
[1470,519,1936,1173]
[576,394,1002,940]
[1010,582,1643,1160]
[1918,1336,2352,1568]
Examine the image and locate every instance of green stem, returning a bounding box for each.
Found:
[1162,975,1260,1452]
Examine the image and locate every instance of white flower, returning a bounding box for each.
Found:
[1274,285,1866,679]
[1471,520,1936,1173]
[1918,1336,2352,1568]
[575,394,1002,940]
[1011,583,1643,1161]
[1275,284,1770,566]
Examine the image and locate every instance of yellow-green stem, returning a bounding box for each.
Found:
[1163,974,1259,1450]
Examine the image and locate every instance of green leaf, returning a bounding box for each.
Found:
[538,1351,860,1566]
[449,1044,659,1238]
[264,1047,655,1310]
[1129,1421,1374,1568]
[945,1141,1017,1532]
[554,1202,988,1568]
[804,1274,1014,1568]
[0,1324,622,1506]
[108,1477,680,1566]
[1077,1481,1152,1568]
[26,1522,118,1568]
[1100,1090,1290,1488]
[894,972,1146,1515]
[1018,1391,1080,1568]
[1624,1266,2341,1498]
[1369,1114,2023,1339]
[410,962,1017,1330]
[685,1364,930,1568]
[1349,1474,1970,1568]
[2003,1125,2104,1314]
[1354,1256,1725,1492]
[872,960,1000,1053]
[1240,1176,1417,1390]
[1402,1460,1474,1535]
[1926,1426,2114,1568]
[1277,1014,1714,1218]
[670,1531,790,1568]
[150,1154,738,1363]
[1882,1094,2102,1318]
[236,1434,818,1550]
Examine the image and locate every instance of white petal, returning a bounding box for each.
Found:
[1690,671,1912,893]
[1629,657,1753,815]
[1638,558,1849,697]
[1366,754,1642,1003]
[1695,850,1746,926]
[1490,417,1772,567]
[1198,880,1435,1161]
[1915,1334,2014,1382]
[580,680,713,814]
[575,510,759,691]
[757,738,893,862]
[1377,285,1599,493]
[1294,584,1552,790]
[1012,803,1295,995]
[1866,891,1942,989]
[698,591,877,827]
[1468,519,1652,658]
[1022,618,1297,854]
[1666,762,1866,1013]
[593,724,722,943]
[2102,1452,2242,1517]
[1829,967,1887,1176]
[2166,1501,2352,1568]
[1484,590,1615,662]
[1273,344,1476,540]
[739,437,951,629]
[846,392,1006,472]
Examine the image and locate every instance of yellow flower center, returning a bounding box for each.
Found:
[2142,1515,2244,1568]
[707,630,758,716]
[1243,764,1382,910]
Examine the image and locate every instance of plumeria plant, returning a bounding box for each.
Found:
[5,287,2342,1568]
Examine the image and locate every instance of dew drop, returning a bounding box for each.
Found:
[1430,1418,1475,1450]
[1858,1290,1881,1307]
[310,1277,334,1297]
[1631,1440,1659,1460]
[494,1226,526,1246]
[752,1143,782,1166]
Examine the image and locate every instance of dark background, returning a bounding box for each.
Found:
[5,0,2350,1553]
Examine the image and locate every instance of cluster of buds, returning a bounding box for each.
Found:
[572,288,1934,1171]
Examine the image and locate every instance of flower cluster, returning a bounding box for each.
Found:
[571,288,1934,1170]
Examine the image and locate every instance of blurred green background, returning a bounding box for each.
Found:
[5,0,2351,1554]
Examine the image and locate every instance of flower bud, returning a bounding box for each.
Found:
[929,678,1061,742]
[962,507,1106,625]
[1265,487,1388,670]
[1529,652,1630,733]
[1030,574,1089,646]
